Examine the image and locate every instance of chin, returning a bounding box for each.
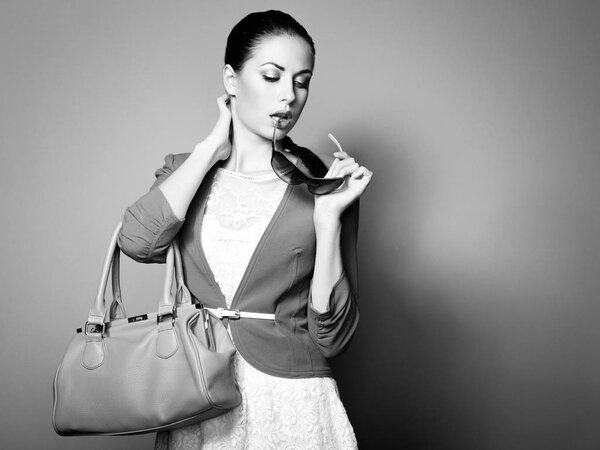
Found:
[271,127,289,140]
[269,122,297,142]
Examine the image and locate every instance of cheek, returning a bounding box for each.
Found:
[238,76,268,103]
[237,81,269,117]
[293,92,309,118]
[298,91,310,107]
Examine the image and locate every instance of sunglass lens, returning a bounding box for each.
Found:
[272,128,345,195]
[307,178,345,195]
[271,152,304,185]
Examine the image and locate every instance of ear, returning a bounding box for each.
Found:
[223,64,237,96]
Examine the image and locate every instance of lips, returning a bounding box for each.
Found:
[270,110,292,128]
[270,111,291,120]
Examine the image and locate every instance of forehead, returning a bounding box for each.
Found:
[246,34,314,72]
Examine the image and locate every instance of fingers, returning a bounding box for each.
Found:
[336,162,360,178]
[328,155,373,184]
[351,166,373,180]
[214,95,232,132]
[209,95,233,145]
[216,94,230,112]
[329,156,358,177]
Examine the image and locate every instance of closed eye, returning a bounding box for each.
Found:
[295,79,310,89]
[262,74,310,89]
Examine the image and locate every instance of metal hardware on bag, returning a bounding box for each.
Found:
[157,313,176,326]
[157,303,176,324]
[214,308,240,320]
[84,321,105,336]
[128,314,149,323]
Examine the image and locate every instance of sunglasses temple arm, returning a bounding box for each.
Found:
[327,133,344,153]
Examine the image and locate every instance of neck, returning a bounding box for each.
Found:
[221,120,274,174]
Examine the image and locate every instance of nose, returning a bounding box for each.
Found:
[279,79,296,105]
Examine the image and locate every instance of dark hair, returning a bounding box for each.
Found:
[225,10,315,72]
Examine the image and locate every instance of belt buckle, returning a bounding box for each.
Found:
[216,308,240,320]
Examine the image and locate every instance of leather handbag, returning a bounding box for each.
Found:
[52,222,241,436]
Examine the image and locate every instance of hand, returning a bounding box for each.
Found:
[314,151,373,222]
[195,94,232,165]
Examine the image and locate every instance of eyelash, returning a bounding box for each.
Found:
[262,75,310,89]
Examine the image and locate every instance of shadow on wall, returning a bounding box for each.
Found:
[329,126,495,450]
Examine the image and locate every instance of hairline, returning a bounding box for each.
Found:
[236,31,315,72]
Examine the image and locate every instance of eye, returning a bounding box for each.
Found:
[262,74,280,83]
[294,79,310,89]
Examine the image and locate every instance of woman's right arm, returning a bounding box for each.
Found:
[158,138,225,220]
[118,95,232,263]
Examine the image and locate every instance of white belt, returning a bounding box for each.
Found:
[205,307,275,321]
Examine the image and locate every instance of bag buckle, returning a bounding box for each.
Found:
[214,308,240,320]
[84,321,105,336]
[157,305,176,326]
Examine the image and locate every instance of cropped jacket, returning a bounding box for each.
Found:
[118,152,360,378]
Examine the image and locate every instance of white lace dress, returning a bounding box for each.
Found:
[155,167,358,450]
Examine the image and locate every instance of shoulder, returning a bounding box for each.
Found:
[152,152,191,184]
[163,152,191,171]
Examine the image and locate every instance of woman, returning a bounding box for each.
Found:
[118,10,372,449]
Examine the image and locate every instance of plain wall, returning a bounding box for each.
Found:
[1,1,599,449]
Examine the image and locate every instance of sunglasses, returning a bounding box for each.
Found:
[271,128,345,195]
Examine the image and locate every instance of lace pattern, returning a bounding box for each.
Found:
[200,168,287,305]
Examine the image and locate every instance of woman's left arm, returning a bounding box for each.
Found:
[311,151,373,313]
[308,152,373,357]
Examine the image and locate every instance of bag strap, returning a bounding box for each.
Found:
[87,222,190,328]
[172,240,192,306]
[108,246,126,319]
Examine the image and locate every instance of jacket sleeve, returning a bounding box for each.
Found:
[117,153,188,263]
[307,199,360,358]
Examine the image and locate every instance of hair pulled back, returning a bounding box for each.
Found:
[225,10,315,72]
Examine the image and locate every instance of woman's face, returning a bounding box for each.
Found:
[227,34,314,142]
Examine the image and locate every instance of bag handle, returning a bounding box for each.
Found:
[108,246,126,320]
[86,222,190,328]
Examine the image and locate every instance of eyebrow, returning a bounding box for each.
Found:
[260,62,313,76]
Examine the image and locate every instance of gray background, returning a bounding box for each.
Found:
[1,1,599,449]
